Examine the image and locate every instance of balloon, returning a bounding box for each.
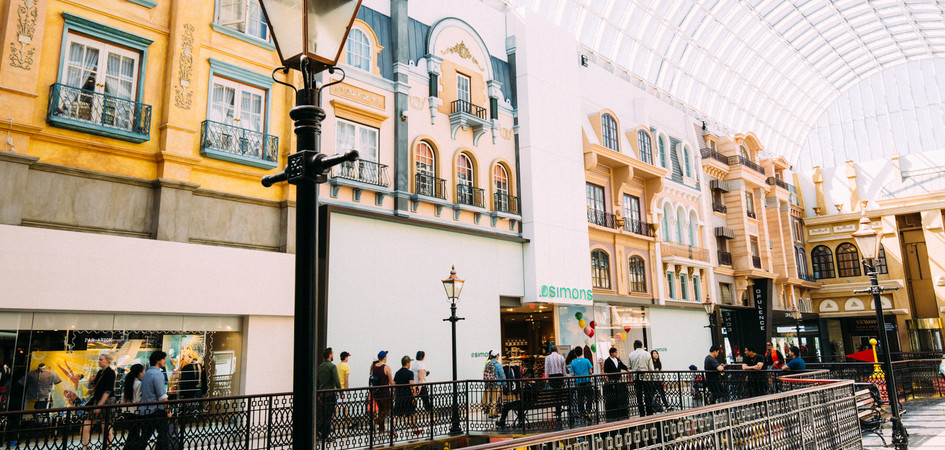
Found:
[589,321,597,329]
[591,344,597,352]
[575,312,583,320]
[617,333,625,341]
[585,338,592,345]
[588,329,595,338]
[624,326,631,333]
[583,326,592,336]
[578,319,587,328]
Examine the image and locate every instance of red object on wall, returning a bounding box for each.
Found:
[846,348,876,363]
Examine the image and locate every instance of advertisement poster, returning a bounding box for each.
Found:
[555,304,598,362]
[162,334,206,394]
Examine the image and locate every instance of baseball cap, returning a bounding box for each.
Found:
[340,351,350,360]
[488,349,498,357]
[401,355,412,366]
[377,350,388,359]
[689,365,698,370]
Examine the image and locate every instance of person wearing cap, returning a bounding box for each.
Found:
[482,350,506,418]
[370,351,394,434]
[411,351,432,417]
[316,347,341,442]
[393,355,421,436]
[336,352,351,425]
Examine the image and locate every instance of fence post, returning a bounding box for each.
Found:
[244,397,253,449]
[465,381,470,433]
[266,395,273,449]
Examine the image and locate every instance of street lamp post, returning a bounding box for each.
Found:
[851,212,908,449]
[703,299,719,349]
[788,305,802,350]
[256,2,363,449]
[441,266,465,435]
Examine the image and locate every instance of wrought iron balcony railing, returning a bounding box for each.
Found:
[767,176,793,191]
[450,99,487,120]
[200,120,279,165]
[700,148,729,165]
[587,209,617,228]
[728,154,766,175]
[712,203,727,213]
[493,192,519,214]
[331,159,390,187]
[622,218,655,237]
[456,184,484,208]
[799,272,816,282]
[718,251,732,266]
[47,83,152,142]
[415,173,446,199]
[752,255,762,268]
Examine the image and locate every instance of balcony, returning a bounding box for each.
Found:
[199,120,279,169]
[588,209,617,228]
[415,173,446,199]
[712,203,727,214]
[718,251,732,266]
[456,184,485,208]
[701,148,729,165]
[331,159,390,187]
[728,155,766,175]
[493,192,519,214]
[47,83,152,143]
[799,272,816,282]
[767,176,793,191]
[622,218,655,237]
[449,99,491,145]
[746,210,757,219]
[752,255,762,268]
[662,242,710,263]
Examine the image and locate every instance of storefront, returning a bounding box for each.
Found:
[771,311,823,360]
[821,315,902,357]
[549,304,649,374]
[500,305,555,377]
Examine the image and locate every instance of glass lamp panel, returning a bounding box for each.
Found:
[258,0,305,63]
[853,231,878,260]
[307,0,362,66]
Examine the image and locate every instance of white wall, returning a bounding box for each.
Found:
[325,212,524,387]
[242,315,294,394]
[647,308,711,371]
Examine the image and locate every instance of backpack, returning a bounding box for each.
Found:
[483,361,496,380]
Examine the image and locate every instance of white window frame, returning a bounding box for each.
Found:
[457,73,471,104]
[335,118,378,162]
[216,0,270,42]
[59,33,141,131]
[345,28,372,72]
[209,76,266,131]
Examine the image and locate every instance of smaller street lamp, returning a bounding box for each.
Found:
[703,299,720,351]
[851,212,908,449]
[442,266,465,434]
[788,304,803,349]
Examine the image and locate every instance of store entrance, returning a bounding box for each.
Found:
[500,305,555,378]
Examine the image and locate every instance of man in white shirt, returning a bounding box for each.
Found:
[626,340,654,417]
[544,346,566,422]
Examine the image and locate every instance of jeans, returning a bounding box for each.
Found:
[138,409,169,450]
[317,392,337,439]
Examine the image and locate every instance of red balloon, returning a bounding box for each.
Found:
[589,321,597,329]
[583,326,592,336]
[624,326,631,333]
[588,329,595,338]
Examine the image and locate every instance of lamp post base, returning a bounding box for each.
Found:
[892,417,909,449]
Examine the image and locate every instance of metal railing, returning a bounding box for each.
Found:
[662,242,710,262]
[415,173,446,199]
[712,203,727,214]
[718,251,732,266]
[799,272,816,282]
[331,159,390,187]
[700,148,729,165]
[728,155,766,175]
[766,176,793,191]
[752,255,762,269]
[588,209,617,228]
[450,99,488,120]
[457,184,485,208]
[200,120,279,164]
[47,83,151,138]
[809,359,945,403]
[622,219,655,237]
[493,192,520,214]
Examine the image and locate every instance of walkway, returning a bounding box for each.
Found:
[863,399,945,449]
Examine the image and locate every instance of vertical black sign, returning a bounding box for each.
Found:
[751,279,772,343]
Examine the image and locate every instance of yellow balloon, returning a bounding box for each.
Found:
[578,319,587,328]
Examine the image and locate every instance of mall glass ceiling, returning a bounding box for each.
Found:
[518,0,945,165]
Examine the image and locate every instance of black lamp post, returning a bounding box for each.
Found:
[789,304,803,351]
[441,266,465,435]
[851,212,908,449]
[256,2,362,449]
[703,299,719,348]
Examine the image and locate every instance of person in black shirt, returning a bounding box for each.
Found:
[392,356,420,437]
[602,347,629,421]
[703,345,725,404]
[82,353,116,447]
[740,346,767,397]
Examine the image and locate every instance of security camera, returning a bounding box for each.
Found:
[401,110,409,121]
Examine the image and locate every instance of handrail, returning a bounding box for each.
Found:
[200,119,279,163]
[47,83,152,137]
[450,99,488,120]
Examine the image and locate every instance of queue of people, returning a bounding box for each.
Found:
[702,343,807,404]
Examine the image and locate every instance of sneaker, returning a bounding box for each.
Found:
[495,421,506,429]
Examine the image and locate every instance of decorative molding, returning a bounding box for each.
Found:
[174,24,195,110]
[9,0,39,70]
[328,83,385,111]
[329,99,389,129]
[207,58,272,89]
[440,41,484,72]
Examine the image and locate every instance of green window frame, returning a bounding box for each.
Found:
[666,271,675,299]
[202,58,276,169]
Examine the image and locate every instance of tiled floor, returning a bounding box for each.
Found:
[863,399,945,449]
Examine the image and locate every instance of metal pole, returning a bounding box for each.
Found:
[448,302,463,434]
[866,265,908,449]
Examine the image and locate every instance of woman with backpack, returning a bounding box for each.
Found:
[481,350,505,418]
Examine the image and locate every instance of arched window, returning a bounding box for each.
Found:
[676,207,686,243]
[739,145,750,160]
[658,136,667,168]
[591,250,611,289]
[493,164,512,212]
[745,191,756,218]
[836,243,861,277]
[683,146,691,177]
[601,114,619,151]
[662,204,672,241]
[415,141,439,197]
[811,245,835,279]
[688,211,698,246]
[628,256,646,293]
[345,28,372,72]
[456,153,476,205]
[875,245,888,274]
[637,130,652,164]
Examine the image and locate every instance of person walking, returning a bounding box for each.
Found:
[764,342,784,393]
[316,347,341,442]
[568,349,593,425]
[410,351,432,419]
[602,347,629,421]
[650,350,670,411]
[371,352,394,434]
[544,346,566,424]
[336,352,351,428]
[139,351,171,450]
[82,353,117,449]
[704,345,726,404]
[740,346,767,398]
[784,346,806,370]
[627,341,654,417]
[482,351,506,418]
[121,364,145,450]
[393,355,421,437]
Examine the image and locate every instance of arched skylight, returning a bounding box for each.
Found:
[518,0,945,164]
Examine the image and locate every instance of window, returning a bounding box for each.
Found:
[415,141,440,197]
[637,130,652,164]
[836,243,862,277]
[792,217,804,242]
[680,274,689,300]
[336,119,378,162]
[750,237,760,257]
[739,145,750,160]
[623,195,641,224]
[662,204,672,241]
[457,73,471,104]
[795,245,809,278]
[745,191,755,218]
[689,211,698,246]
[720,283,733,305]
[591,250,611,289]
[416,142,435,176]
[587,182,606,214]
[217,0,269,41]
[457,154,474,187]
[210,76,265,134]
[675,207,685,243]
[875,245,888,274]
[693,275,701,302]
[601,113,619,151]
[712,188,725,211]
[716,236,728,253]
[494,164,512,212]
[666,272,675,299]
[811,245,835,279]
[628,256,646,293]
[456,153,478,205]
[658,136,667,168]
[345,28,372,72]
[683,146,691,177]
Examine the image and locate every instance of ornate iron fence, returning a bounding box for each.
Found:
[622,219,655,237]
[728,155,766,175]
[415,173,446,199]
[200,120,279,164]
[47,83,152,138]
[809,359,945,402]
[456,184,485,208]
[331,159,390,187]
[451,100,488,120]
[587,209,617,228]
[493,192,519,214]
